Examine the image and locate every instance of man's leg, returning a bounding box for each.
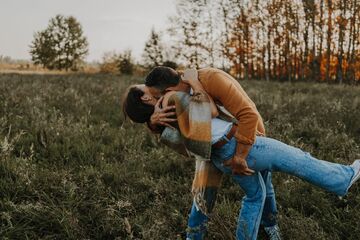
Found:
[186,188,218,240]
[186,200,209,240]
[261,171,282,240]
[232,172,266,240]
[211,150,267,240]
[261,171,278,228]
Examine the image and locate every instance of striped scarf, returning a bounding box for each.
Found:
[160,91,223,215]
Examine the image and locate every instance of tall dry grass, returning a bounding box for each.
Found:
[0,73,359,239]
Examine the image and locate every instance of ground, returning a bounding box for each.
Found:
[0,73,359,239]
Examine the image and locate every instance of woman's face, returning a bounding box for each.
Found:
[136,84,158,106]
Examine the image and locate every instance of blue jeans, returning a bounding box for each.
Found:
[186,136,354,240]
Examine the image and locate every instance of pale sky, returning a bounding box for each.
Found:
[0,0,176,62]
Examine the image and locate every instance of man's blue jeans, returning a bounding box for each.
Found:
[186,136,354,240]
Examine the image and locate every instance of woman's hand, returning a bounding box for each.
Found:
[149,96,177,129]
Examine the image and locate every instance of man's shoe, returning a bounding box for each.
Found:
[347,159,360,192]
[264,224,282,240]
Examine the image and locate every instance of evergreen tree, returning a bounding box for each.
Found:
[118,50,134,75]
[142,28,164,69]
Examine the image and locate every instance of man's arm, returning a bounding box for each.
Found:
[181,69,219,118]
[200,70,261,175]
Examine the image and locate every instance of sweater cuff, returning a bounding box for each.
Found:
[235,143,253,160]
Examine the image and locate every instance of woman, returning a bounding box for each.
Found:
[122,82,360,240]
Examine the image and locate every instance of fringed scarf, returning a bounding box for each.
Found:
[160,91,223,215]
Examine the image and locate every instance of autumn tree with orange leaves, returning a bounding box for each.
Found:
[170,0,360,83]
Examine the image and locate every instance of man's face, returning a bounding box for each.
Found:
[147,86,163,99]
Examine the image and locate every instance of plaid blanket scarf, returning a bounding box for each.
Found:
[160,91,223,215]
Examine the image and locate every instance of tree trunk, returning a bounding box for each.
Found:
[336,0,346,84]
[325,0,333,83]
[267,28,272,81]
[349,0,358,82]
[303,25,309,81]
[318,0,324,80]
[311,3,317,81]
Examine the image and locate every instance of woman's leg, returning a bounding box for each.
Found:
[247,136,355,196]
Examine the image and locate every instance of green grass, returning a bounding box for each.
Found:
[0,73,360,239]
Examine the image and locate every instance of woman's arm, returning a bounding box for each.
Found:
[181,69,219,118]
[161,91,177,108]
[163,87,219,119]
[191,82,219,118]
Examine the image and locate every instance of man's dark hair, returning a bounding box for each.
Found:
[122,86,154,123]
[145,66,180,91]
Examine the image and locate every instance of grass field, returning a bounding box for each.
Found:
[1,73,360,239]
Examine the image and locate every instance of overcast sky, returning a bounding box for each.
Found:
[0,0,176,62]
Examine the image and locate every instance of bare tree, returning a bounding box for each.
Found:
[336,0,347,84]
[167,0,360,83]
[325,0,333,82]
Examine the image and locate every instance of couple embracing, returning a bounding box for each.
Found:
[122,66,360,240]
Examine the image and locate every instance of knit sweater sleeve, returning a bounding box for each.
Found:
[200,70,261,159]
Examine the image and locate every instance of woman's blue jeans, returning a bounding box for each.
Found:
[186,136,355,240]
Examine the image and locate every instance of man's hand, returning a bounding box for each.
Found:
[149,96,177,129]
[181,69,205,94]
[181,69,198,84]
[224,155,255,176]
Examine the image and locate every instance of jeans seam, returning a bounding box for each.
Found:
[253,172,267,239]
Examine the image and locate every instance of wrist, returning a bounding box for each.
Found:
[232,155,244,163]
[147,121,156,130]
[146,121,164,134]
[189,80,200,89]
[235,143,252,160]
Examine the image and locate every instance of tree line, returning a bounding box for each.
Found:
[29,1,360,84]
[160,0,359,83]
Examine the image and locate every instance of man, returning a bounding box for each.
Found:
[144,66,281,239]
[122,67,360,239]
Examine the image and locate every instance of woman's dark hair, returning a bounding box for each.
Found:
[122,86,154,123]
[145,66,180,91]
